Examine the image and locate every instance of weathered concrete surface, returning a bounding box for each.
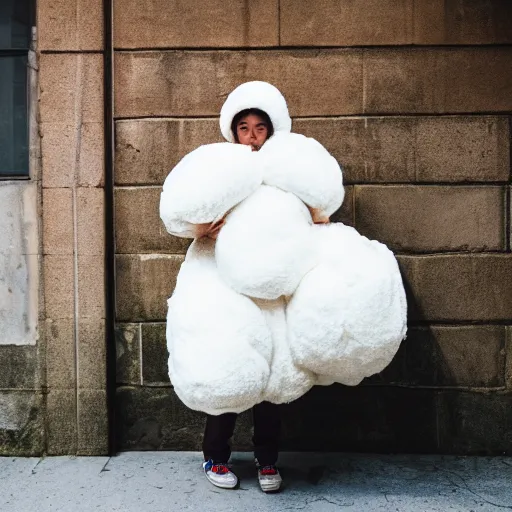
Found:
[280,0,512,46]
[39,53,104,188]
[355,185,505,252]
[114,0,279,48]
[114,48,512,118]
[0,183,39,346]
[38,0,104,51]
[399,254,512,322]
[125,323,507,391]
[115,386,512,454]
[0,391,44,456]
[1,452,511,512]
[115,116,510,185]
[115,254,183,321]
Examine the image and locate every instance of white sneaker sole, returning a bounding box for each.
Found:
[259,478,282,492]
[205,476,238,489]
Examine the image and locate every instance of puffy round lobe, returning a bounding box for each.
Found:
[160,143,261,237]
[167,239,273,415]
[220,81,292,143]
[215,185,314,300]
[253,298,315,404]
[287,223,407,386]
[257,132,344,218]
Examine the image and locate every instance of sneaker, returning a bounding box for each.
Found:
[203,459,238,489]
[257,463,282,492]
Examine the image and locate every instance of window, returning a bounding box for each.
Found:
[0,0,34,177]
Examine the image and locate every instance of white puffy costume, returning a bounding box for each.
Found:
[160,82,407,416]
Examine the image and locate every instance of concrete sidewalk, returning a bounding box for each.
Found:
[1,452,511,512]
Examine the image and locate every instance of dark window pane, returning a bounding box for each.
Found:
[0,0,32,49]
[0,55,28,176]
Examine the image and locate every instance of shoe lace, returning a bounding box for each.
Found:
[212,463,230,475]
[260,465,278,476]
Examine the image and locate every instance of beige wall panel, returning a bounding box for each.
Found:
[45,319,76,390]
[77,188,105,256]
[40,54,104,188]
[364,48,512,113]
[295,116,510,183]
[40,54,103,124]
[114,0,278,48]
[115,187,191,254]
[414,0,512,45]
[281,0,512,46]
[44,255,75,320]
[413,116,510,182]
[115,119,221,185]
[42,188,74,255]
[38,0,104,51]
[116,254,183,321]
[114,50,363,117]
[40,121,104,189]
[280,0,413,46]
[355,185,505,252]
[399,254,512,321]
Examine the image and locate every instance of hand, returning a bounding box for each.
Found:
[308,206,330,224]
[194,218,225,240]
[206,218,225,240]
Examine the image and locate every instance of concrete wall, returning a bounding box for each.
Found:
[113,0,512,455]
[3,0,510,456]
[37,0,107,455]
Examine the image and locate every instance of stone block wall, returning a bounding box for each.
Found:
[113,0,512,454]
[36,0,108,455]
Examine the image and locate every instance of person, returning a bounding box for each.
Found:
[200,107,283,493]
[159,81,407,495]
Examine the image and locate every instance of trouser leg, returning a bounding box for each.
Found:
[202,412,238,463]
[252,401,281,466]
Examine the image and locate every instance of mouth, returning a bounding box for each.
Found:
[251,144,261,152]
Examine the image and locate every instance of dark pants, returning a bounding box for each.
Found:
[202,401,281,466]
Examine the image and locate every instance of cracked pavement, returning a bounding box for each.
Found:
[1,452,511,511]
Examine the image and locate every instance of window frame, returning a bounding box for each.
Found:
[0,0,36,179]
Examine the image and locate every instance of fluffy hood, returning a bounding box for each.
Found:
[220,81,292,142]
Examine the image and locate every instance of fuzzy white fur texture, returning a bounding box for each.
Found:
[160,86,407,415]
[159,143,260,237]
[166,239,273,415]
[215,185,314,299]
[257,133,345,217]
[286,224,408,386]
[219,81,292,143]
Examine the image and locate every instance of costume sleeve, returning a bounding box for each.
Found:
[257,132,344,218]
[159,142,262,238]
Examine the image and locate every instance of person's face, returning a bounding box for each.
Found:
[235,113,269,151]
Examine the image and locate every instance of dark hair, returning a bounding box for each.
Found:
[231,108,274,143]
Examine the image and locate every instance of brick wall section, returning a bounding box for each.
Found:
[113,0,512,454]
[37,0,108,455]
